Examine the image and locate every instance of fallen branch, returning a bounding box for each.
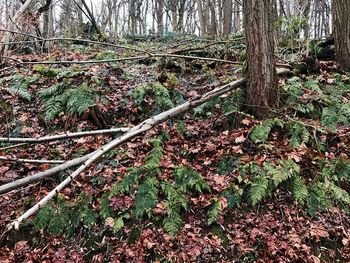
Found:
[0,29,149,54]
[0,143,27,151]
[152,53,243,65]
[0,127,130,144]
[0,152,95,195]
[6,53,242,66]
[0,156,64,164]
[14,56,149,65]
[6,68,290,230]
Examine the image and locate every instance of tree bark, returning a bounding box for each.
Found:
[223,0,233,36]
[155,0,164,35]
[333,0,350,71]
[244,0,278,118]
[196,0,208,36]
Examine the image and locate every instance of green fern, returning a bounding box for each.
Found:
[65,84,97,115]
[173,166,211,194]
[307,182,331,216]
[133,83,174,114]
[33,65,59,77]
[268,159,300,187]
[326,182,350,208]
[162,202,183,236]
[250,118,284,144]
[135,176,159,218]
[8,74,39,101]
[321,103,350,131]
[161,182,188,210]
[291,176,308,204]
[113,216,125,233]
[288,122,310,149]
[39,82,103,120]
[100,193,114,219]
[220,187,243,208]
[143,138,163,171]
[207,199,223,225]
[33,203,54,231]
[248,177,269,206]
[161,182,188,236]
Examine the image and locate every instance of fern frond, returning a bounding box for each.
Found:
[113,216,125,233]
[163,202,182,236]
[33,203,53,231]
[135,176,159,218]
[250,118,284,144]
[307,182,331,216]
[174,166,211,194]
[291,176,308,204]
[207,199,222,225]
[288,122,310,149]
[248,177,269,206]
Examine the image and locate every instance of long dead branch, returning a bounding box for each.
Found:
[0,29,149,54]
[6,69,290,230]
[6,53,242,66]
[0,143,27,151]
[0,152,95,195]
[0,157,64,164]
[0,127,130,144]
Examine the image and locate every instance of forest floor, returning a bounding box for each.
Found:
[1,36,350,262]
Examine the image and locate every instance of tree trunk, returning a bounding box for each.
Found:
[208,0,217,38]
[0,0,35,56]
[129,0,137,34]
[223,0,233,36]
[80,0,101,37]
[177,0,186,32]
[155,0,164,35]
[333,0,350,70]
[233,1,240,32]
[196,0,208,36]
[244,0,278,118]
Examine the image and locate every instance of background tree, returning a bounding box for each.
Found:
[244,0,278,118]
[333,0,350,70]
[223,0,233,36]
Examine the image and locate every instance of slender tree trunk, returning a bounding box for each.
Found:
[333,0,350,70]
[1,0,35,56]
[155,0,164,35]
[233,1,240,32]
[244,0,278,118]
[177,0,186,31]
[196,0,207,36]
[208,0,217,38]
[80,0,101,36]
[223,0,232,36]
